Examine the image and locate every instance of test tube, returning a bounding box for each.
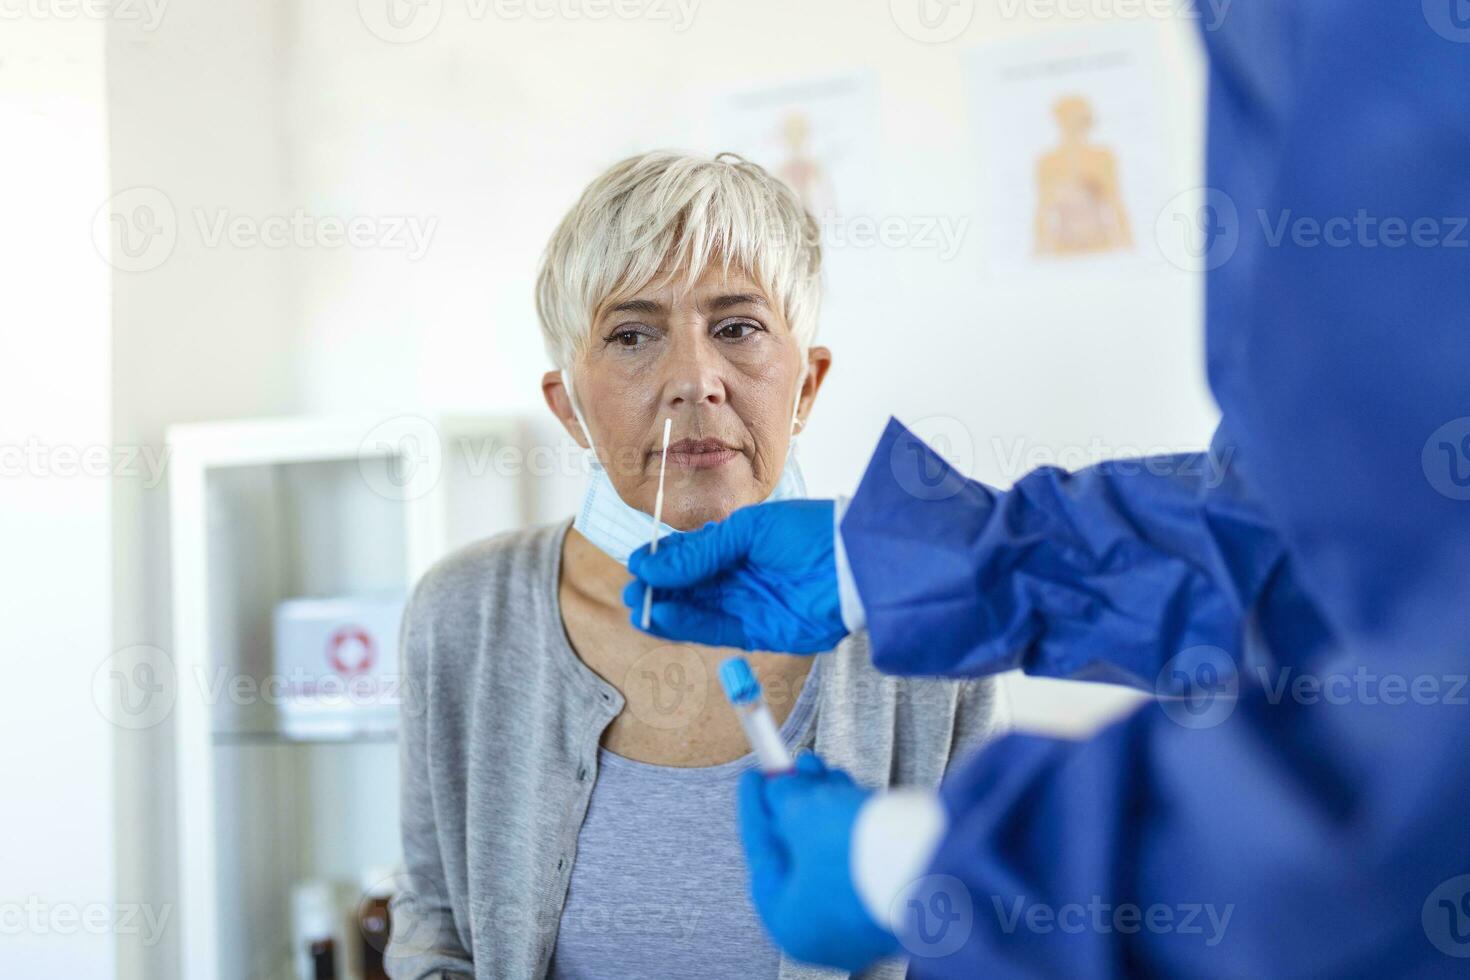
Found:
[718,656,794,774]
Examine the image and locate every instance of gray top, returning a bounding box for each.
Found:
[548,656,823,980]
[386,521,1007,980]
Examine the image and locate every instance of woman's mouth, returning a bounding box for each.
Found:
[663,438,740,470]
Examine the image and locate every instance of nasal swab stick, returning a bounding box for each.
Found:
[641,417,672,630]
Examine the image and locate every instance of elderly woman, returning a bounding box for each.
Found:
[387,151,1006,980]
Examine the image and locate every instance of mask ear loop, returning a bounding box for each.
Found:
[560,368,600,468]
[790,359,809,436]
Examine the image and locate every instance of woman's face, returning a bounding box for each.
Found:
[544,263,831,530]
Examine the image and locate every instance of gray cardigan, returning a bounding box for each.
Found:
[386,521,1008,980]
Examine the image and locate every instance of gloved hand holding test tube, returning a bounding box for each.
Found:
[719,656,795,774]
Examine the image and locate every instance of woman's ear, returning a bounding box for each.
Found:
[794,346,834,430]
[541,370,591,450]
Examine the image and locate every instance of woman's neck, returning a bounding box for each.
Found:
[558,521,816,767]
[561,525,632,611]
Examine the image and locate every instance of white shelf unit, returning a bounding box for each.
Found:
[168,413,568,980]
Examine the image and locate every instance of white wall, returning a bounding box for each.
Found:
[105,2,302,978]
[0,14,116,979]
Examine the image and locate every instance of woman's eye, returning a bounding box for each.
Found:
[714,319,762,341]
[605,327,652,348]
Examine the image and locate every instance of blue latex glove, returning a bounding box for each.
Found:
[624,499,847,653]
[737,752,899,972]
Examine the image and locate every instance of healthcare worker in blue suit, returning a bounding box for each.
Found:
[623,3,1470,976]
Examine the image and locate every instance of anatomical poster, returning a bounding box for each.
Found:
[708,71,881,237]
[965,25,1173,275]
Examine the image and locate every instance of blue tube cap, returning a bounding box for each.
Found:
[719,656,761,705]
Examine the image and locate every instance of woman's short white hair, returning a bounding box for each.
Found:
[535,150,823,370]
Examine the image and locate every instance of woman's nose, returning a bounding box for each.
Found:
[662,338,726,409]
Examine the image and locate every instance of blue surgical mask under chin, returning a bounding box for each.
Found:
[574,447,808,566]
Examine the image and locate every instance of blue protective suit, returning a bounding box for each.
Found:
[841,4,1470,976]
